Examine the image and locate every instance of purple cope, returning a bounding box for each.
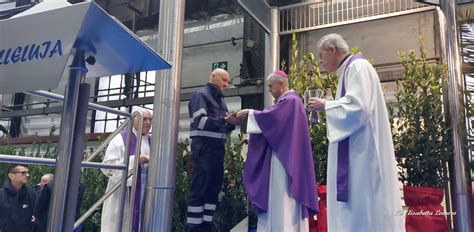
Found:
[244,91,319,218]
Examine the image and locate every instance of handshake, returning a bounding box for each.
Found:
[225,109,250,126]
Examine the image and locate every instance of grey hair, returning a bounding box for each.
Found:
[316,33,349,54]
[132,107,152,118]
[266,72,288,86]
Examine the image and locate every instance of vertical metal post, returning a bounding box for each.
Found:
[117,118,135,232]
[128,113,144,231]
[0,94,3,118]
[63,82,90,230]
[435,7,454,228]
[143,0,185,231]
[440,1,472,231]
[264,7,280,107]
[47,50,87,232]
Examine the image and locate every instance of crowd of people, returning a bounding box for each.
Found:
[0,167,83,232]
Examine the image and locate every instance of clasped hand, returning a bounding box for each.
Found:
[225,109,250,126]
[307,97,326,112]
[139,154,150,165]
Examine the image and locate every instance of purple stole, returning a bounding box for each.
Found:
[337,53,365,202]
[120,130,151,232]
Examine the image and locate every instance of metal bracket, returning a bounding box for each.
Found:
[416,0,474,5]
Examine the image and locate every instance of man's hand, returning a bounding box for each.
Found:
[139,154,150,165]
[225,112,241,125]
[307,97,326,112]
[236,109,250,121]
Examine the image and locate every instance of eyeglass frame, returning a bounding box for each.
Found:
[9,171,30,176]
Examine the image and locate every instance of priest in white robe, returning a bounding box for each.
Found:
[308,33,404,232]
[237,70,318,232]
[100,108,152,232]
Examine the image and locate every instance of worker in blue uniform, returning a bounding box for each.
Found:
[186,68,239,232]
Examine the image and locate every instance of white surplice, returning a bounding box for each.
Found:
[247,109,309,232]
[100,130,150,232]
[325,57,405,232]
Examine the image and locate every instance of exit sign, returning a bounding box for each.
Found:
[211,61,228,70]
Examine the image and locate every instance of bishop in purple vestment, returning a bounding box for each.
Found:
[237,70,318,231]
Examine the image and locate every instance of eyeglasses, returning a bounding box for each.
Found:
[10,171,29,176]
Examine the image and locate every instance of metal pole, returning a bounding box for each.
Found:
[117,116,135,232]
[0,94,3,118]
[63,82,90,231]
[47,50,86,232]
[435,7,454,229]
[127,112,144,231]
[26,90,132,118]
[143,0,185,230]
[0,154,126,170]
[264,7,280,107]
[85,121,129,162]
[74,170,134,230]
[440,1,472,231]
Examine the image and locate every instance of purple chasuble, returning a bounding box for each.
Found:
[336,53,365,202]
[121,130,151,232]
[244,91,319,218]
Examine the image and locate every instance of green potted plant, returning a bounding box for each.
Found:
[390,36,450,232]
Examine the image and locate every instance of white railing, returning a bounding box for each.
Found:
[280,0,434,34]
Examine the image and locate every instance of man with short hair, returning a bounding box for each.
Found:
[33,174,84,232]
[308,33,404,231]
[101,107,152,232]
[186,68,238,231]
[0,164,36,232]
[33,173,54,232]
[236,70,318,231]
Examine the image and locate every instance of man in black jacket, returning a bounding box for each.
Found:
[0,164,36,232]
[33,181,84,232]
[32,173,53,232]
[32,181,52,232]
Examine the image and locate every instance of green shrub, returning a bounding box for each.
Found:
[390,37,450,187]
